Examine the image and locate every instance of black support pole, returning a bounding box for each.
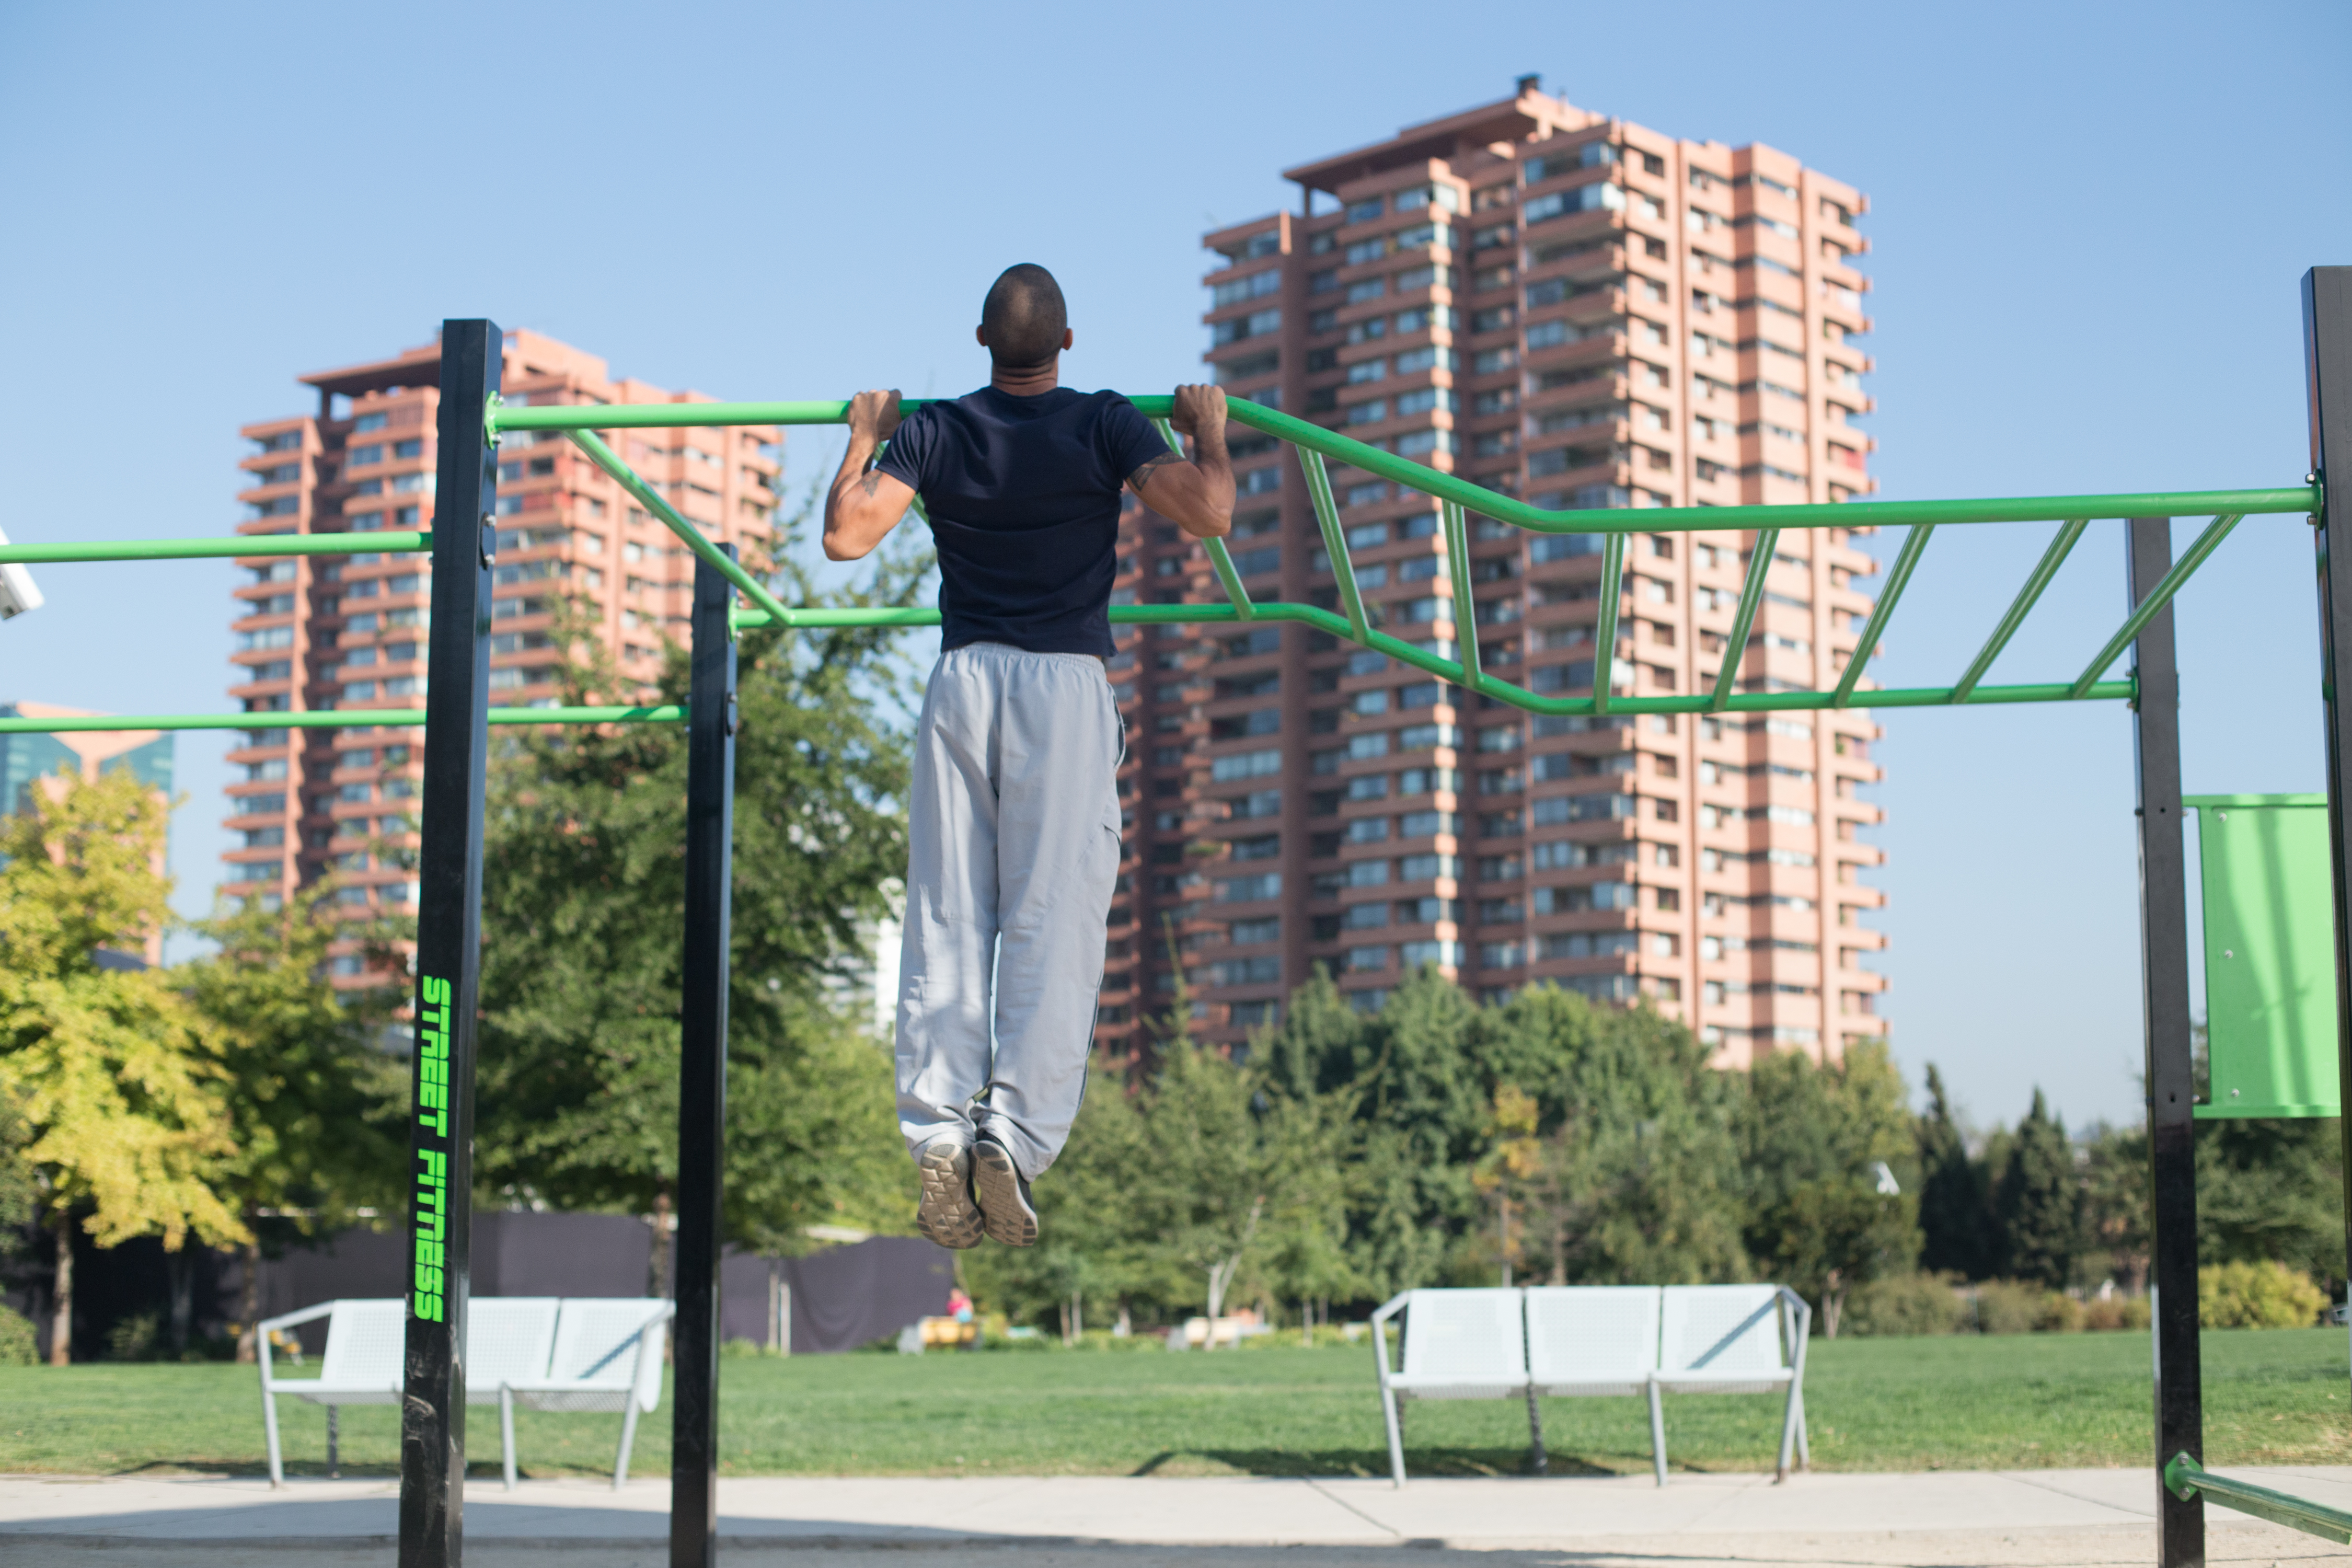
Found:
[2132,514,2203,1568]
[399,320,501,1568]
[2304,267,2352,1412]
[671,545,738,1568]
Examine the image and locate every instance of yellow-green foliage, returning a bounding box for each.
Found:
[0,1305,34,1366]
[2200,1260,2326,1329]
[0,768,246,1252]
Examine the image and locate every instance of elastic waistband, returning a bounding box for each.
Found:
[942,641,1107,668]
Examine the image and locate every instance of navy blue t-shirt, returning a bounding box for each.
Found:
[874,386,1168,656]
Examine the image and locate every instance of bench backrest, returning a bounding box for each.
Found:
[468,1297,560,1394]
[1400,1287,1526,1382]
[1658,1285,1787,1378]
[549,1298,671,1412]
[317,1299,405,1389]
[1524,1286,1660,1392]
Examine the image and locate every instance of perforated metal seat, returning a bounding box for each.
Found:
[1370,1288,1529,1484]
[1650,1284,1809,1484]
[498,1298,673,1490]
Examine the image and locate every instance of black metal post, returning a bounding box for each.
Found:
[399,320,500,1568]
[2132,514,2203,1568]
[671,545,737,1568]
[2304,267,2352,1406]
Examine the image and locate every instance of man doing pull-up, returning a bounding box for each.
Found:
[823,263,1236,1248]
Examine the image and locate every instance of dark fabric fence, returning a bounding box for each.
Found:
[5,1216,954,1360]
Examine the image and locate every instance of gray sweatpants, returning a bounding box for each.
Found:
[895,641,1123,1181]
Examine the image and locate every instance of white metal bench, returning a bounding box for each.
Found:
[1371,1284,1810,1486]
[258,1296,673,1489]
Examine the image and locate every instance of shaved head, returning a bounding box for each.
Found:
[981,264,1068,370]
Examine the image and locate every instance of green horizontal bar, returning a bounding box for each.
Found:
[2184,793,2328,808]
[0,706,685,735]
[2070,512,2243,698]
[2166,1452,2352,1543]
[488,393,2317,535]
[564,429,802,630]
[0,533,432,566]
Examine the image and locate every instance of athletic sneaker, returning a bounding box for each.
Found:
[972,1134,1039,1248]
[914,1142,983,1250]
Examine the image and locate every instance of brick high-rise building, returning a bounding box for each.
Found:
[224,331,780,985]
[1101,79,1887,1069]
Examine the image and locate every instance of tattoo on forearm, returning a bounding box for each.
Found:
[1126,450,1185,492]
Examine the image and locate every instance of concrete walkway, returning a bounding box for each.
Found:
[3,1467,2350,1566]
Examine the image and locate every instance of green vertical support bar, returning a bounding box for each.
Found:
[1950,517,2090,703]
[1591,531,1628,714]
[1832,523,1935,707]
[1297,446,1370,644]
[2071,514,2242,698]
[1441,501,1481,695]
[1154,417,1252,620]
[1712,527,1782,711]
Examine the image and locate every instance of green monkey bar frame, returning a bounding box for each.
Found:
[0,398,2313,737]
[5,275,2349,1568]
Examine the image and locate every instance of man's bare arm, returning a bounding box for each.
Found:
[1128,384,1234,539]
[823,389,918,562]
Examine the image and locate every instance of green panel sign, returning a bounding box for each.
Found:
[2188,795,2340,1119]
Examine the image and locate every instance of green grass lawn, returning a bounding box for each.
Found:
[3,1330,2347,1482]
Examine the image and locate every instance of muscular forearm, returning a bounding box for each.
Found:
[822,431,889,561]
[1179,428,1235,539]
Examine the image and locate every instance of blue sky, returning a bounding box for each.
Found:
[2,1,2345,1133]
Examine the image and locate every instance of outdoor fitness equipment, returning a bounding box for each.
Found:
[7,271,2352,1568]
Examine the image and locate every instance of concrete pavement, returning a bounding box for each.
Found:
[3,1467,2350,1565]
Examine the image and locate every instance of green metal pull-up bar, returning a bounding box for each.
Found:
[0,388,2314,735]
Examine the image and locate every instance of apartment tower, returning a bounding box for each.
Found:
[225,331,781,985]
[1101,80,1887,1069]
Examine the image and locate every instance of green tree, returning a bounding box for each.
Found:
[2196,1116,2342,1290]
[1737,1042,1921,1335]
[1915,1064,1991,1279]
[0,768,247,1363]
[1996,1089,2081,1289]
[182,889,411,1358]
[1480,987,1746,1288]
[2078,1119,2149,1292]
[471,519,923,1273]
[961,1057,1152,1339]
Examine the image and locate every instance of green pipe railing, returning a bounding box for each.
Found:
[1950,517,2088,703]
[2070,513,2243,697]
[0,706,686,735]
[0,532,431,564]
[2165,1452,2352,1544]
[1834,523,1934,707]
[3,389,2301,735]
[1711,528,1781,712]
[488,393,2317,535]
[728,598,2134,714]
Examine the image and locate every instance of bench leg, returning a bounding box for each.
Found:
[1647,1380,1667,1488]
[1524,1383,1547,1476]
[326,1405,339,1479]
[501,1389,518,1491]
[261,1391,284,1489]
[614,1396,643,1490]
[1380,1385,1408,1488]
[1774,1379,1803,1483]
